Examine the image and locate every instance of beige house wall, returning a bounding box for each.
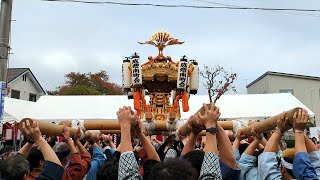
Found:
[247,74,320,126]
[8,74,43,101]
[247,75,270,94]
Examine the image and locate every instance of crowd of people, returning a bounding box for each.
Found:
[0,102,319,180]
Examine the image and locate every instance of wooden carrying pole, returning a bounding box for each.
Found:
[177,104,301,137]
[19,107,301,137]
[18,118,101,141]
[60,120,235,131]
[239,107,300,136]
[19,118,78,137]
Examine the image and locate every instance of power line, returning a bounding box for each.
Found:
[40,0,320,12]
[193,0,320,18]
[193,0,243,8]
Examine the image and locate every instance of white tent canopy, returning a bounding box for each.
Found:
[24,95,133,122]
[3,97,35,123]
[185,93,314,120]
[2,112,16,123]
[22,93,314,122]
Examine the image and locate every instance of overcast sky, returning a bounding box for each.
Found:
[9,0,320,94]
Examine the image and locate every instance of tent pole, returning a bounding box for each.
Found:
[13,122,16,151]
[19,133,23,149]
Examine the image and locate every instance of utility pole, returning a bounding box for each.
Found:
[0,0,13,143]
[0,0,13,82]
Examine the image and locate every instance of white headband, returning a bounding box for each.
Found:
[281,158,293,170]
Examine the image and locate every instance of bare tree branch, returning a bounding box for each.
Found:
[200,64,237,103]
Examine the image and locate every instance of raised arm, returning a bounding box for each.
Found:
[103,135,117,155]
[62,127,78,154]
[232,129,242,150]
[22,120,62,166]
[75,139,89,156]
[217,122,239,169]
[181,115,203,156]
[86,141,106,180]
[108,136,117,149]
[264,112,287,152]
[21,120,66,180]
[139,134,160,161]
[74,128,90,155]
[117,106,142,180]
[258,112,288,180]
[18,139,34,158]
[199,103,219,154]
[74,131,91,171]
[232,129,244,163]
[260,136,267,147]
[62,126,91,180]
[292,109,318,179]
[239,127,262,180]
[244,127,262,155]
[305,135,318,153]
[116,143,121,152]
[293,109,307,153]
[118,107,134,153]
[198,102,222,179]
[134,120,160,161]
[305,135,320,178]
[16,120,66,180]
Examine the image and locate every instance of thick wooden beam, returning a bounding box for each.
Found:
[60,120,235,131]
[19,118,78,137]
[239,107,300,136]
[19,118,101,141]
[21,106,301,138]
[177,104,301,137]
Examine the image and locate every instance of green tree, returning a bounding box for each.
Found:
[47,70,123,95]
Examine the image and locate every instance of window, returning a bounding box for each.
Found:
[11,90,20,99]
[279,89,294,95]
[29,93,37,102]
[22,74,27,81]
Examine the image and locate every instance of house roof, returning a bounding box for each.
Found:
[7,68,29,82]
[7,68,46,95]
[246,71,320,88]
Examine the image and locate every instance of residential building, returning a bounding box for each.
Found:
[7,68,46,101]
[247,71,320,126]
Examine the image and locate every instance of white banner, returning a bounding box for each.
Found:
[131,56,142,87]
[177,61,188,90]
